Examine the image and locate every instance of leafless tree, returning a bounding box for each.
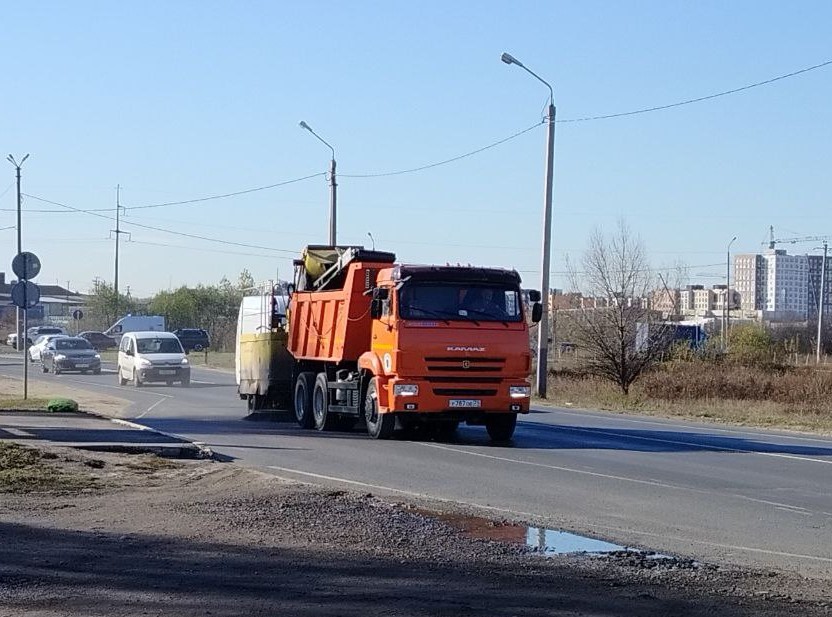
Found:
[567,221,672,395]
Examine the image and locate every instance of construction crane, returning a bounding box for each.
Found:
[767,225,829,249]
[765,226,829,363]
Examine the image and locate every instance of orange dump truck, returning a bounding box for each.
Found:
[237,245,542,441]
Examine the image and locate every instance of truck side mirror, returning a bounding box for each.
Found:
[286,284,295,298]
[528,290,541,303]
[531,303,543,323]
[371,299,383,319]
[372,287,389,301]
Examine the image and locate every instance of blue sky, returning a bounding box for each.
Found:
[1,1,831,296]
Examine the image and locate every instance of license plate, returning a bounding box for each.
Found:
[75,363,88,368]
[449,399,481,408]
[158,369,176,375]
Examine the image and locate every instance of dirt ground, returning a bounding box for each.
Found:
[0,443,829,617]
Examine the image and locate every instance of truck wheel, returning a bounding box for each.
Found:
[133,370,143,388]
[313,373,335,431]
[485,413,517,442]
[41,363,48,374]
[364,379,394,440]
[118,368,127,386]
[294,372,315,429]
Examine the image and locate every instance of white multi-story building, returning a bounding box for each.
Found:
[733,249,830,321]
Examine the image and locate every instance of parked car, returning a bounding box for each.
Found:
[78,331,117,350]
[173,328,210,352]
[41,337,101,375]
[27,325,67,340]
[5,333,18,348]
[118,331,190,387]
[29,334,69,363]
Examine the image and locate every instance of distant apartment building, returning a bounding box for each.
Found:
[733,249,831,321]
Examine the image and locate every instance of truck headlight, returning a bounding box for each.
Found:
[509,386,531,398]
[393,384,419,397]
[181,358,189,365]
[137,358,153,368]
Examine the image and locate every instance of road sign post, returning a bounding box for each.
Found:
[11,252,42,400]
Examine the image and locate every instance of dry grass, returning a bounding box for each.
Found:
[547,363,832,433]
[0,442,97,493]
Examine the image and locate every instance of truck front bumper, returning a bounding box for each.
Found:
[381,378,531,415]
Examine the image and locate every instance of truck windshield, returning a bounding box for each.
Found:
[398,283,522,323]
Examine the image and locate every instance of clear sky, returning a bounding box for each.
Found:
[2,1,831,297]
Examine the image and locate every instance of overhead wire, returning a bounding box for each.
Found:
[23,193,300,255]
[124,172,326,210]
[557,58,832,123]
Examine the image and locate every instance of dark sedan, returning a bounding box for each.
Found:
[41,337,102,375]
[173,328,210,352]
[78,331,117,350]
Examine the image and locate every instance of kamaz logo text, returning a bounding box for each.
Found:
[446,346,485,352]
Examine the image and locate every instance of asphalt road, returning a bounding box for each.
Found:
[2,352,831,579]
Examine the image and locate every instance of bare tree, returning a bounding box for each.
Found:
[567,221,671,395]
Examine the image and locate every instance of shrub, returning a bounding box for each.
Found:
[46,398,79,413]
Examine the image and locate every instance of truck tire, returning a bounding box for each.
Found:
[313,373,335,431]
[118,368,127,386]
[294,372,316,429]
[364,379,394,440]
[485,413,517,442]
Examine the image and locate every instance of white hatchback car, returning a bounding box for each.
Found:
[29,334,69,363]
[117,331,190,387]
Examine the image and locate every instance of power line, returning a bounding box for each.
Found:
[126,239,287,259]
[23,193,300,255]
[557,58,832,123]
[342,57,832,177]
[340,121,544,178]
[124,172,326,210]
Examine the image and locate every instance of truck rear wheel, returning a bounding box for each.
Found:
[313,373,335,431]
[364,379,394,440]
[485,413,517,442]
[294,372,315,429]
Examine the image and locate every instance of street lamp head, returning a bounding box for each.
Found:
[299,121,311,131]
[501,52,523,67]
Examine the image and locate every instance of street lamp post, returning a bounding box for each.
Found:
[725,236,737,348]
[817,241,828,364]
[502,52,556,398]
[299,121,337,246]
[7,153,30,359]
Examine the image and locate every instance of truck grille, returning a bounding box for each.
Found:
[424,356,506,373]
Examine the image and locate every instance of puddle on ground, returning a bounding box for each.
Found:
[421,510,673,559]
[527,526,627,555]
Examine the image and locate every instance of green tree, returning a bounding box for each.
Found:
[86,280,136,329]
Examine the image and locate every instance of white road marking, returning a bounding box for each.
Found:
[417,442,827,516]
[266,465,832,565]
[533,422,832,466]
[3,428,33,437]
[541,407,832,446]
[136,397,166,419]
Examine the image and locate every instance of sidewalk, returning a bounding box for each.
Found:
[0,410,204,457]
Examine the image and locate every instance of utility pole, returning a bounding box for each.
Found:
[725,236,737,350]
[112,184,128,317]
[817,240,827,364]
[7,154,29,356]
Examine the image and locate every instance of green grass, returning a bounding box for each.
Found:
[0,442,97,493]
